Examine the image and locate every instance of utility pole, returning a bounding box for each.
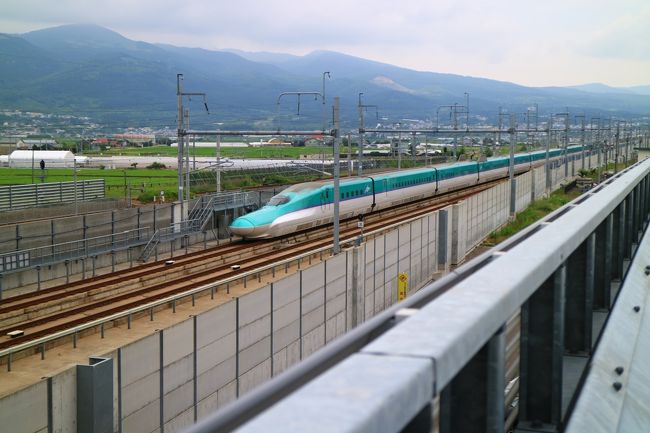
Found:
[411,132,417,167]
[184,109,191,203]
[333,97,341,254]
[398,129,402,170]
[452,103,458,159]
[73,157,78,215]
[564,113,570,177]
[347,133,352,176]
[526,108,531,150]
[357,96,379,176]
[464,92,470,131]
[177,74,184,219]
[575,114,585,171]
[322,72,330,131]
[545,115,551,192]
[615,121,620,173]
[624,121,629,166]
[497,107,505,148]
[176,74,208,223]
[216,134,222,192]
[358,93,364,176]
[509,114,516,216]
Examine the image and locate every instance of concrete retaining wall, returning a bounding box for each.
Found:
[0,380,48,433]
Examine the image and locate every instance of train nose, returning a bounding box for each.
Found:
[229,217,256,237]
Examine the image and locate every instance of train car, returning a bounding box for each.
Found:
[230,146,585,239]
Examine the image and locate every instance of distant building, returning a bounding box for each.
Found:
[112,134,155,147]
[6,150,88,168]
[16,139,59,150]
[249,138,292,147]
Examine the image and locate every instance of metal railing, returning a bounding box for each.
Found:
[139,191,260,262]
[184,158,650,433]
[0,227,151,274]
[0,180,105,211]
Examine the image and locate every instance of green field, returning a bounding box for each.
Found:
[0,167,179,201]
[0,167,177,186]
[86,145,336,159]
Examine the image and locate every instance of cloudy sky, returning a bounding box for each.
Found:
[2,0,649,87]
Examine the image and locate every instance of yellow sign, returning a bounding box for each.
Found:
[398,272,408,301]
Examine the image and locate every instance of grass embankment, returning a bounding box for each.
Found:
[484,189,581,245]
[484,162,633,245]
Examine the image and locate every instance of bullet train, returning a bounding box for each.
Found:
[230,146,585,239]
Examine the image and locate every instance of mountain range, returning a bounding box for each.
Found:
[1,24,649,131]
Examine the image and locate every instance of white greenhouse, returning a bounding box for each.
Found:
[6,150,87,168]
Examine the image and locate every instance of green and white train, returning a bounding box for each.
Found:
[229,146,585,238]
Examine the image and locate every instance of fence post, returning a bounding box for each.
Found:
[518,264,566,430]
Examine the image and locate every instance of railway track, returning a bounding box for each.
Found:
[0,178,503,351]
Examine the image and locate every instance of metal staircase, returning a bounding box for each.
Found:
[138,191,258,262]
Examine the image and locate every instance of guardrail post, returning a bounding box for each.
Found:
[564,234,595,355]
[518,264,566,431]
[611,203,625,281]
[51,220,55,256]
[641,177,648,229]
[437,209,449,274]
[594,216,613,310]
[350,247,361,329]
[626,192,635,257]
[645,175,650,222]
[634,184,643,243]
[440,325,505,433]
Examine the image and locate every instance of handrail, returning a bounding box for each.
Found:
[0,227,151,273]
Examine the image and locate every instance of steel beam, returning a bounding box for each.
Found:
[593,218,613,310]
[440,326,505,433]
[517,265,566,431]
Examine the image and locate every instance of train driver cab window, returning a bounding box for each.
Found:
[268,195,290,206]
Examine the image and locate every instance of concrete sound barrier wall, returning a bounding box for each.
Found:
[359,212,441,322]
[323,252,349,345]
[515,171,533,213]
[533,166,546,199]
[462,182,510,257]
[120,333,161,433]
[0,380,48,433]
[196,301,237,418]
[237,285,272,396]
[271,272,302,376]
